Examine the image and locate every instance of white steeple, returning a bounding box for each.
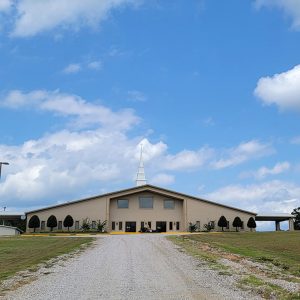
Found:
[136,144,147,186]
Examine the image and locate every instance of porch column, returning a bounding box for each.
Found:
[275,220,281,231]
[288,218,294,231]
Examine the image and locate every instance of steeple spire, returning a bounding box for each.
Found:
[136,144,147,186]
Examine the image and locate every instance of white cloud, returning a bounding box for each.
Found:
[63,63,81,74]
[212,140,274,169]
[1,89,140,130]
[241,161,290,180]
[11,0,140,37]
[254,161,290,179]
[255,0,300,30]
[255,65,300,111]
[127,90,147,102]
[164,148,214,171]
[150,173,175,186]
[87,60,102,70]
[205,180,300,214]
[0,0,12,12]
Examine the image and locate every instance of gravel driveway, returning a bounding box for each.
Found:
[3,235,259,300]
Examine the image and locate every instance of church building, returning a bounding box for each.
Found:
[25,148,257,233]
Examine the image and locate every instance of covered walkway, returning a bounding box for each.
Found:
[255,214,294,231]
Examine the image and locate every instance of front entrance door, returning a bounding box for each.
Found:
[125,221,136,232]
[156,221,167,232]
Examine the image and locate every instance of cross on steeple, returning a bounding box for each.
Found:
[136,144,147,186]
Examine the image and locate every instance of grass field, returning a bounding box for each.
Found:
[0,237,93,282]
[169,231,300,276]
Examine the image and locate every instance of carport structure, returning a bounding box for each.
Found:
[255,214,294,231]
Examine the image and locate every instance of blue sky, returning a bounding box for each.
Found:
[0,0,300,230]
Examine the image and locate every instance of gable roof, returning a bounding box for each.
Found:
[25,184,256,215]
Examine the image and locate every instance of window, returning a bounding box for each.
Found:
[226,221,230,230]
[41,221,45,230]
[148,221,151,229]
[75,221,79,230]
[117,199,129,208]
[176,222,180,230]
[196,221,200,230]
[169,222,173,230]
[112,221,115,230]
[139,197,153,209]
[241,221,244,230]
[119,222,123,230]
[92,221,96,229]
[58,221,62,230]
[141,221,145,230]
[164,199,175,209]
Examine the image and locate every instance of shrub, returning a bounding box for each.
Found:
[189,222,197,232]
[204,221,215,232]
[47,215,57,231]
[81,218,91,232]
[28,215,40,232]
[232,216,243,232]
[247,217,256,231]
[218,216,227,231]
[63,215,74,231]
[96,220,107,232]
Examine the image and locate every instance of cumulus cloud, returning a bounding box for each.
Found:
[212,140,274,169]
[63,63,81,74]
[241,161,290,180]
[10,0,140,37]
[205,180,300,214]
[255,65,300,111]
[255,0,300,30]
[1,89,140,130]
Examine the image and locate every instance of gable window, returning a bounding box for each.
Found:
[164,199,175,209]
[117,199,129,208]
[139,197,153,209]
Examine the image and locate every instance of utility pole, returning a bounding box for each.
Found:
[0,162,9,180]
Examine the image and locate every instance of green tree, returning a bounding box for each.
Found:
[81,218,91,232]
[28,215,40,233]
[291,207,300,230]
[96,220,107,232]
[47,215,57,231]
[232,216,243,232]
[247,217,256,231]
[63,215,74,231]
[218,216,227,232]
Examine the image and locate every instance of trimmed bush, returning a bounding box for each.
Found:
[218,215,227,232]
[28,215,40,232]
[47,215,57,231]
[247,217,256,231]
[232,216,243,232]
[63,215,74,231]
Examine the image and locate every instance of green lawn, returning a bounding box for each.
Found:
[169,232,300,276]
[0,237,93,282]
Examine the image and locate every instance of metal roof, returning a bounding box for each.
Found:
[25,184,257,215]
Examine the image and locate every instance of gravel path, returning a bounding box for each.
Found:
[2,235,259,300]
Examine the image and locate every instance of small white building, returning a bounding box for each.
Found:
[0,225,22,236]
